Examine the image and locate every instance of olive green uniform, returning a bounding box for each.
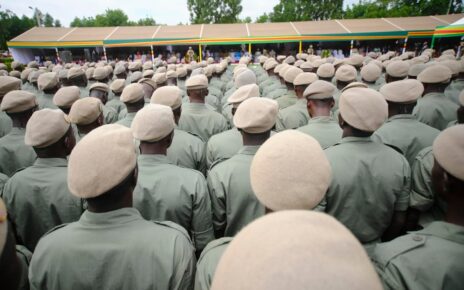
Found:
[265,84,287,100]
[322,137,411,245]
[275,99,309,131]
[37,92,58,110]
[206,128,242,168]
[194,237,232,290]
[297,116,342,149]
[102,105,118,124]
[29,208,196,290]
[372,114,440,165]
[178,103,228,142]
[115,112,136,128]
[207,146,265,237]
[134,154,214,252]
[0,128,36,176]
[0,111,12,138]
[445,79,464,105]
[275,90,297,109]
[1,158,83,251]
[0,172,7,193]
[167,129,206,174]
[16,245,32,290]
[106,96,125,114]
[413,92,459,130]
[372,222,464,290]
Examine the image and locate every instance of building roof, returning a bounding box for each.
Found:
[7,13,464,48]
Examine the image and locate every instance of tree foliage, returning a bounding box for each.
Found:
[70,9,157,27]
[268,0,343,22]
[187,0,243,24]
[0,10,35,50]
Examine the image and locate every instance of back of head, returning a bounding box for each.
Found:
[151,86,182,110]
[0,76,21,98]
[211,211,382,290]
[25,109,70,148]
[233,97,278,134]
[234,69,256,88]
[37,72,59,91]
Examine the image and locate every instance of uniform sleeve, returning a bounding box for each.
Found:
[372,259,406,290]
[191,176,215,252]
[194,256,213,290]
[394,157,411,212]
[206,170,227,237]
[206,141,214,169]
[275,112,286,132]
[195,141,207,176]
[172,235,197,290]
[409,148,434,211]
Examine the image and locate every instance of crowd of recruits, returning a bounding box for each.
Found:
[0,47,462,290]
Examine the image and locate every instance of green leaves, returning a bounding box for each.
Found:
[187,0,243,24]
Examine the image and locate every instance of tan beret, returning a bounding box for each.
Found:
[114,65,126,75]
[440,60,461,75]
[9,70,20,78]
[228,84,259,108]
[142,69,154,78]
[303,80,336,100]
[341,82,368,93]
[166,70,177,79]
[53,86,80,108]
[85,67,95,80]
[417,64,452,84]
[311,59,326,68]
[177,67,187,78]
[155,66,167,74]
[27,61,39,68]
[186,74,208,90]
[380,79,424,104]
[408,63,427,77]
[93,67,109,80]
[68,124,136,198]
[339,88,388,132]
[11,61,21,70]
[251,131,331,211]
[143,61,153,70]
[138,78,157,90]
[4,91,35,116]
[386,61,410,78]
[283,67,303,83]
[235,69,257,88]
[110,79,126,93]
[25,109,70,148]
[433,125,464,181]
[37,72,59,91]
[264,60,278,71]
[131,104,175,142]
[67,67,85,79]
[442,49,455,56]
[67,97,103,125]
[150,86,183,109]
[293,72,318,86]
[128,61,142,71]
[346,54,364,66]
[0,76,21,97]
[276,55,286,61]
[360,64,382,82]
[317,63,335,78]
[211,211,382,290]
[335,64,357,82]
[283,56,296,64]
[152,73,167,85]
[233,97,278,133]
[89,82,109,93]
[20,68,35,81]
[129,71,143,83]
[120,83,144,103]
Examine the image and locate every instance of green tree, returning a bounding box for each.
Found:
[256,0,343,22]
[43,13,54,27]
[255,13,270,23]
[0,10,35,50]
[71,10,158,27]
[136,17,157,26]
[187,0,243,24]
[54,19,61,27]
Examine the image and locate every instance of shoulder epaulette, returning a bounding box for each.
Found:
[375,234,427,267]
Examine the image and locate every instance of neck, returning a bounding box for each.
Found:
[242,131,270,146]
[87,197,132,213]
[310,107,332,117]
[139,142,167,155]
[12,118,28,128]
[189,96,205,104]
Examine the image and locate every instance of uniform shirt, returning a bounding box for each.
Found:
[16,245,32,290]
[106,96,125,114]
[194,237,232,290]
[179,103,228,142]
[259,75,279,94]
[207,146,265,237]
[134,154,214,252]
[167,129,206,174]
[265,85,287,100]
[275,90,297,109]
[2,158,83,251]
[262,81,284,97]
[372,222,464,290]
[445,78,464,105]
[102,105,118,124]
[413,92,459,130]
[115,112,136,128]
[206,127,242,168]
[409,147,446,226]
[297,116,342,149]
[323,137,411,244]
[37,92,58,109]
[29,208,196,290]
[0,172,7,193]
[372,114,440,165]
[0,127,36,176]
[0,111,12,138]
[275,98,309,131]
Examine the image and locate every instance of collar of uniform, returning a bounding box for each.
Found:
[286,90,296,96]
[308,116,336,124]
[238,145,260,155]
[79,207,142,226]
[125,112,137,119]
[340,136,372,144]
[296,98,307,106]
[138,154,172,165]
[423,92,445,98]
[34,157,67,167]
[186,102,207,111]
[417,221,464,244]
[9,127,26,135]
[387,114,414,122]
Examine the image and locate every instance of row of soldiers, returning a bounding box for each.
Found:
[0,47,463,290]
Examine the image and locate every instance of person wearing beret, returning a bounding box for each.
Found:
[297,80,342,149]
[373,79,440,165]
[131,104,214,255]
[258,60,278,94]
[67,97,105,142]
[262,64,287,99]
[176,67,188,93]
[151,86,206,174]
[0,76,20,138]
[208,97,278,238]
[206,84,258,169]
[67,67,88,97]
[89,82,118,124]
[321,88,411,254]
[107,78,126,115]
[276,72,317,131]
[115,84,145,128]
[274,66,303,109]
[385,61,409,83]
[178,75,228,142]
[0,90,37,176]
[332,64,357,112]
[2,109,83,252]
[37,72,60,109]
[209,64,226,93]
[29,124,196,290]
[413,65,459,130]
[444,62,464,105]
[372,125,464,290]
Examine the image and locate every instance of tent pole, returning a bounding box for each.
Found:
[151,45,155,63]
[350,40,354,56]
[103,46,107,61]
[55,47,60,63]
[403,37,408,54]
[299,41,302,54]
[199,44,202,62]
[248,43,251,55]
